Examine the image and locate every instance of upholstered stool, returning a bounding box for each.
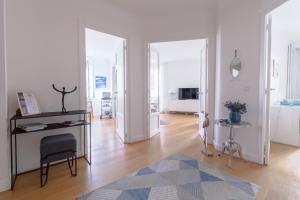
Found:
[40,133,77,187]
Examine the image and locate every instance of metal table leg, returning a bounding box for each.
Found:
[218,126,242,167]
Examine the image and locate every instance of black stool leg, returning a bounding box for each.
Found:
[75,155,77,176]
[40,162,42,187]
[40,162,50,187]
[67,155,77,176]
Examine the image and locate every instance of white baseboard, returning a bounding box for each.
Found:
[0,177,10,192]
[213,142,260,163]
[128,134,147,143]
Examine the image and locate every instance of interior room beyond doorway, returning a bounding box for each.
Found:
[265,0,300,165]
[149,39,208,138]
[85,28,127,146]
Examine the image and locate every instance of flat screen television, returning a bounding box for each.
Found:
[178,88,199,100]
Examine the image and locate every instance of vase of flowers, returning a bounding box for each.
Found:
[224,101,247,123]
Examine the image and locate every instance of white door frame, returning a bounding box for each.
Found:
[260,14,273,165]
[115,40,128,142]
[78,24,129,145]
[147,39,209,139]
[199,39,209,139]
[148,45,160,137]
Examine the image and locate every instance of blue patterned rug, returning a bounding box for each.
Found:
[77,153,260,200]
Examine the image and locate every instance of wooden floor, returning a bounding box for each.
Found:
[0,114,300,200]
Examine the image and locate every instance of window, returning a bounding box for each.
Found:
[287,44,300,99]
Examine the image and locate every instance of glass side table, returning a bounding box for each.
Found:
[215,119,252,167]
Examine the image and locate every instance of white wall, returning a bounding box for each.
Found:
[270,28,289,102]
[88,57,112,99]
[160,59,200,112]
[6,0,144,176]
[144,1,280,164]
[0,0,9,192]
[214,0,262,162]
[143,10,217,143]
[85,28,122,63]
[87,57,113,116]
[94,59,112,99]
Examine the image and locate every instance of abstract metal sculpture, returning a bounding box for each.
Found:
[201,112,213,157]
[52,84,77,113]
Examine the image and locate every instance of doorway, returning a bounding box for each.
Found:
[262,0,300,165]
[148,39,208,139]
[84,28,127,143]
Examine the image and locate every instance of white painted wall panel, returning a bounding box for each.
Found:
[6,0,144,174]
[0,0,9,191]
[214,0,262,163]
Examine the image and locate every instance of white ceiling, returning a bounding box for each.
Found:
[85,28,124,60]
[106,0,217,18]
[151,39,206,63]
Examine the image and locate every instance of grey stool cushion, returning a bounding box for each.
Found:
[40,133,76,164]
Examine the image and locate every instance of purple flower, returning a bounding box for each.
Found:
[224,101,247,114]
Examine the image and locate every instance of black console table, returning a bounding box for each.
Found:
[10,110,92,190]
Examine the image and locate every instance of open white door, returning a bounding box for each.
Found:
[115,40,126,142]
[262,16,272,165]
[199,40,208,139]
[149,45,160,137]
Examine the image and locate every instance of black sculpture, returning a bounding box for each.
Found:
[52,84,77,113]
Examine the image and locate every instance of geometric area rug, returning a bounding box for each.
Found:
[77,153,260,200]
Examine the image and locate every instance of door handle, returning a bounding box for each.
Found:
[265,89,275,94]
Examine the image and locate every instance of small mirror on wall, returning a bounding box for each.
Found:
[230,49,242,78]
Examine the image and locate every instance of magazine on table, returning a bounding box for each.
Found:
[17,123,47,132]
[16,92,41,116]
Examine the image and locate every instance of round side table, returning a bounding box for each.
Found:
[215,119,251,167]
